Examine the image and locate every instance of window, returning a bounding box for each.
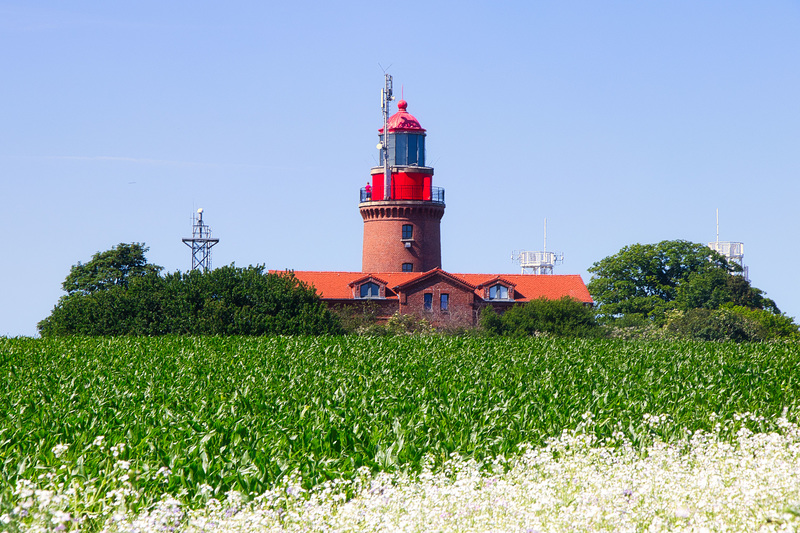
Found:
[402,263,413,272]
[360,282,381,299]
[423,293,432,311]
[489,284,509,300]
[391,133,425,166]
[440,293,449,311]
[402,224,413,240]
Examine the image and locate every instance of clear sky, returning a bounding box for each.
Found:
[2,1,799,337]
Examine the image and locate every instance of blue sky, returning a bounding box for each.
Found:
[2,1,799,337]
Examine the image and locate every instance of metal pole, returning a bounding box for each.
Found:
[382,74,393,200]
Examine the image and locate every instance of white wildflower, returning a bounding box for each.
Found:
[52,443,69,458]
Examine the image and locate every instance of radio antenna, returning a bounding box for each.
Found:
[380,73,394,200]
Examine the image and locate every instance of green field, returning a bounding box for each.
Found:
[2,336,799,530]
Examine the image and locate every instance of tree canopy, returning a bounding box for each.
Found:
[587,239,778,323]
[62,242,162,295]
[39,243,342,336]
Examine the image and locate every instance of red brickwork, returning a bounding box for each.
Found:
[360,201,444,273]
[395,272,477,328]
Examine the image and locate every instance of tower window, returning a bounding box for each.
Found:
[423,293,432,311]
[441,293,449,311]
[489,284,509,300]
[402,263,413,272]
[402,225,413,240]
[359,282,381,299]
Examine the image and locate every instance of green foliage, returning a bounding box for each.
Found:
[588,239,779,323]
[334,307,435,336]
[2,336,799,524]
[162,266,343,336]
[609,306,798,343]
[664,308,762,342]
[62,242,162,295]
[332,301,383,335]
[480,297,602,338]
[724,305,800,339]
[724,275,780,313]
[479,306,504,335]
[383,311,435,335]
[39,245,342,336]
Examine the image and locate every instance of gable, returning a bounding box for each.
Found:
[392,268,476,293]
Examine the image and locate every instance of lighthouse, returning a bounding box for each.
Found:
[288,77,593,328]
[359,75,445,273]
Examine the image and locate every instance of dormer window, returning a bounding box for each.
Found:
[359,282,381,299]
[488,284,509,300]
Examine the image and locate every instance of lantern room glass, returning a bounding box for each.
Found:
[379,133,425,167]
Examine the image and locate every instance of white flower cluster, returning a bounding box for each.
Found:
[642,412,671,429]
[7,416,800,532]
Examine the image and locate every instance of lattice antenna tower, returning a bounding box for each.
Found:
[707,208,748,280]
[378,73,394,200]
[512,218,564,274]
[182,208,219,272]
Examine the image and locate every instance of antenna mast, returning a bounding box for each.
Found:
[512,218,564,274]
[182,208,219,272]
[380,73,393,200]
[707,208,748,281]
[543,218,547,253]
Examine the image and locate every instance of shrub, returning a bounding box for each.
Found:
[479,306,504,336]
[723,305,800,340]
[664,308,762,342]
[481,297,602,338]
[384,312,435,335]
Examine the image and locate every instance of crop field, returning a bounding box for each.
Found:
[2,336,800,531]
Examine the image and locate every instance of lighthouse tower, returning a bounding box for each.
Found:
[360,76,445,273]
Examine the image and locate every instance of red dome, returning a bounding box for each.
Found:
[379,100,426,134]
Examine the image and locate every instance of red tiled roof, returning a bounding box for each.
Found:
[457,273,593,303]
[391,268,477,292]
[282,270,593,304]
[347,274,390,288]
[474,275,516,289]
[275,271,414,300]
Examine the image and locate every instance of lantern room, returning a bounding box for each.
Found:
[362,100,442,203]
[378,100,426,167]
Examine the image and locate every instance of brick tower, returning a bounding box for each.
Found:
[360,76,445,273]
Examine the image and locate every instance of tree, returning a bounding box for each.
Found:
[62,242,162,295]
[588,239,778,323]
[166,265,343,335]
[39,244,343,336]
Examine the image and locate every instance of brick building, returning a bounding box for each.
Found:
[289,78,592,328]
[290,269,592,329]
